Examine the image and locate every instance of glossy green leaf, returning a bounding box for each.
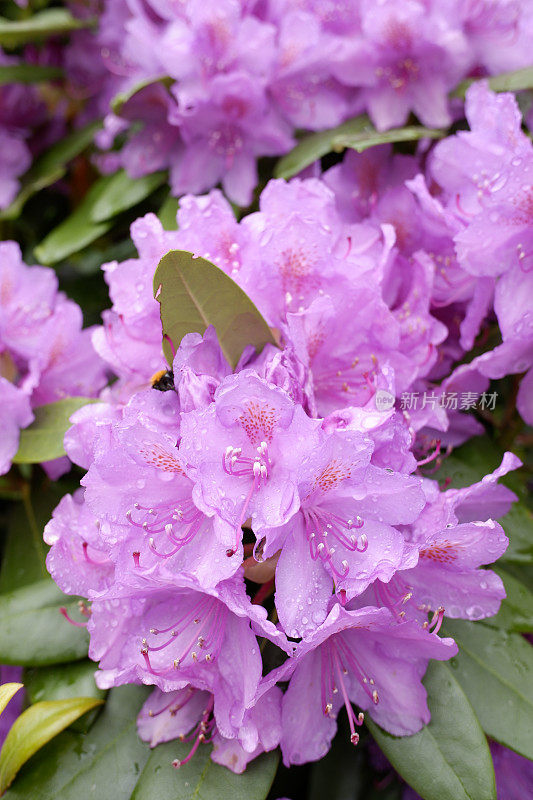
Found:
[111,75,173,115]
[13,398,97,464]
[24,661,106,735]
[34,177,114,265]
[444,619,533,760]
[0,686,23,720]
[131,740,278,800]
[0,120,102,221]
[0,64,62,84]
[90,169,167,223]
[24,662,104,707]
[0,486,55,593]
[274,115,444,179]
[0,696,103,795]
[2,685,150,800]
[0,580,89,666]
[486,565,533,632]
[367,661,496,800]
[153,250,277,368]
[0,10,86,48]
[500,502,533,564]
[453,65,533,99]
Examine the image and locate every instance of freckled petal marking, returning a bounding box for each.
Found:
[140,443,184,474]
[238,400,279,445]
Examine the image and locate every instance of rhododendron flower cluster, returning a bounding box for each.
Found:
[40,83,527,773]
[85,0,533,204]
[0,0,530,794]
[0,243,106,476]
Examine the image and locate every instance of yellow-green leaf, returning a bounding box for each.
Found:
[453,65,533,99]
[0,697,103,795]
[0,64,62,85]
[274,115,444,180]
[0,686,23,720]
[13,398,97,464]
[111,76,173,116]
[0,10,87,49]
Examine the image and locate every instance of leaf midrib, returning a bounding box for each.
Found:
[172,265,231,364]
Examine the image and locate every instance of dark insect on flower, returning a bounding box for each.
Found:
[151,369,175,392]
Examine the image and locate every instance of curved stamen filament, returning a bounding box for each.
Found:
[127,500,205,558]
[332,648,364,745]
[303,506,366,579]
[424,606,445,634]
[416,440,441,467]
[336,638,378,705]
[148,687,197,719]
[82,541,110,566]
[375,577,413,621]
[140,597,226,676]
[223,442,270,556]
[321,640,367,747]
[172,696,215,768]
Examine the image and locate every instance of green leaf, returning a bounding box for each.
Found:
[274,115,444,179]
[0,120,102,221]
[486,565,533,632]
[0,685,23,720]
[24,662,104,707]
[332,125,445,153]
[34,177,115,265]
[367,661,496,800]
[130,741,278,800]
[444,619,533,760]
[89,169,167,223]
[0,10,86,48]
[0,64,62,84]
[2,682,276,800]
[274,115,368,179]
[153,250,277,368]
[13,398,97,464]
[0,486,55,593]
[500,502,533,564]
[157,195,179,231]
[2,685,151,800]
[24,661,106,735]
[453,65,533,99]
[0,580,89,666]
[0,696,103,795]
[110,75,173,116]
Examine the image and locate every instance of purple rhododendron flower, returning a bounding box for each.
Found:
[28,49,532,776]
[179,371,322,552]
[77,0,533,201]
[0,242,106,475]
[264,428,423,637]
[46,145,528,773]
[137,682,282,772]
[277,603,457,765]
